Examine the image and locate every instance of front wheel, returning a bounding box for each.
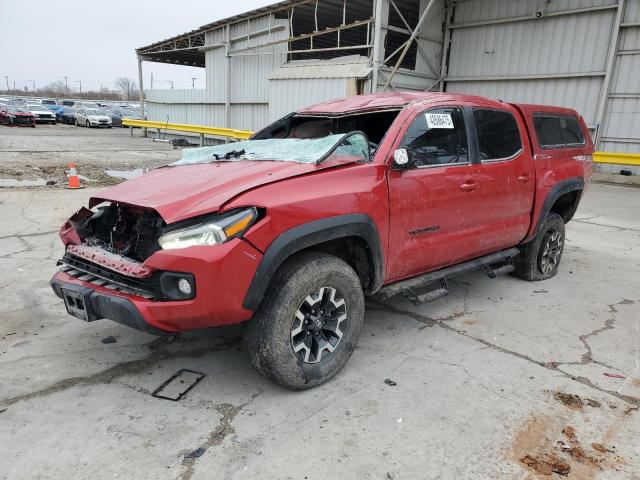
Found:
[85,120,90,128]
[243,252,365,390]
[514,212,565,281]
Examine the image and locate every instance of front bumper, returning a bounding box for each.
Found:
[50,279,166,335]
[50,238,263,333]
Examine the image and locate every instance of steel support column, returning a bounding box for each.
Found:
[595,0,626,148]
[137,55,147,137]
[370,0,386,93]
[224,24,231,135]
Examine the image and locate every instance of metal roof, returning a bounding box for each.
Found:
[136,1,305,66]
[136,0,378,66]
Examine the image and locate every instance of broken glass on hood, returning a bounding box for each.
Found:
[170,133,369,166]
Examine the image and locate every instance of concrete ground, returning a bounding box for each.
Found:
[0,184,638,479]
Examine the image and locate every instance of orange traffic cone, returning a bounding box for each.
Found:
[65,162,85,189]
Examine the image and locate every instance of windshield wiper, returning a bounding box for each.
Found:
[212,149,245,161]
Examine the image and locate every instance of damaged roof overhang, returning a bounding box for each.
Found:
[268,56,372,80]
[136,0,378,66]
[136,0,303,66]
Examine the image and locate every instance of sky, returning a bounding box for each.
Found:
[0,0,274,92]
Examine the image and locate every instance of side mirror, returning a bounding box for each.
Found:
[392,148,412,170]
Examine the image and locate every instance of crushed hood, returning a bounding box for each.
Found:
[90,160,339,223]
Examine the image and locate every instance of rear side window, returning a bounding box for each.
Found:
[473,109,522,160]
[561,117,585,146]
[534,114,585,149]
[400,107,469,167]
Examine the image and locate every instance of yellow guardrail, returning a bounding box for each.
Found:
[121,118,253,140]
[593,152,640,166]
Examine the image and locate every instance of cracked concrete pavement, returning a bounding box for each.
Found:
[1,183,639,479]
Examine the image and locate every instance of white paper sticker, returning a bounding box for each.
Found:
[425,113,454,129]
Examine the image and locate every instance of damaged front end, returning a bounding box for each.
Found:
[56,203,194,302]
[60,203,164,261]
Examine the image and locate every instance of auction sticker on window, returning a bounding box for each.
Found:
[425,113,454,129]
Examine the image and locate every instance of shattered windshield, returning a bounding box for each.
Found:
[170,133,369,166]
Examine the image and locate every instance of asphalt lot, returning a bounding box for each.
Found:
[0,127,639,479]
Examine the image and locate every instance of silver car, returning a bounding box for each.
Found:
[75,108,113,128]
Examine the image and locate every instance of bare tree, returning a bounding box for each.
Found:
[115,77,137,100]
[44,80,66,96]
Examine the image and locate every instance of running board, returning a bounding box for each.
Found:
[402,278,449,306]
[376,248,519,302]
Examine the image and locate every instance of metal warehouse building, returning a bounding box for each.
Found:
[136,0,640,167]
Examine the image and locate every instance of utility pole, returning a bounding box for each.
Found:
[150,72,154,90]
[74,80,82,93]
[31,80,36,91]
[166,80,174,89]
[64,76,68,94]
[4,76,8,91]
[13,81,16,91]
[191,77,197,89]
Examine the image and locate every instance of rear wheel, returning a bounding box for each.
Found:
[243,252,365,390]
[514,212,565,281]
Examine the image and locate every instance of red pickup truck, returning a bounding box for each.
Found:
[51,92,593,389]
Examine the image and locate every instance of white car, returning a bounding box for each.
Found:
[27,104,56,124]
[75,108,113,128]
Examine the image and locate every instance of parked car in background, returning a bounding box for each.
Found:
[58,107,78,125]
[47,104,65,117]
[106,112,123,127]
[109,107,142,126]
[41,99,57,105]
[27,104,56,124]
[74,102,101,110]
[0,105,36,127]
[50,92,593,389]
[75,108,112,128]
[61,100,77,107]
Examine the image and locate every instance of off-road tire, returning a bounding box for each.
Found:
[243,252,365,390]
[514,212,565,281]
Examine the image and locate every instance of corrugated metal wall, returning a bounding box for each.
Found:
[599,0,640,153]
[445,0,619,131]
[146,13,289,132]
[268,78,350,120]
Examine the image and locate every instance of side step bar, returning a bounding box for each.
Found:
[376,247,519,304]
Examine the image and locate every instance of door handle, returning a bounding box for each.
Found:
[518,174,533,183]
[460,181,479,192]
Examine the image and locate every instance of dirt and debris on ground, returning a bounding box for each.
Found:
[553,392,602,410]
[0,123,181,187]
[0,125,639,479]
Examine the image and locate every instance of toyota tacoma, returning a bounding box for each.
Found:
[51,92,593,389]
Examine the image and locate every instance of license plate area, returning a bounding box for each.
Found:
[61,288,93,321]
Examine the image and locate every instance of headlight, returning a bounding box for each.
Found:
[158,208,257,250]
